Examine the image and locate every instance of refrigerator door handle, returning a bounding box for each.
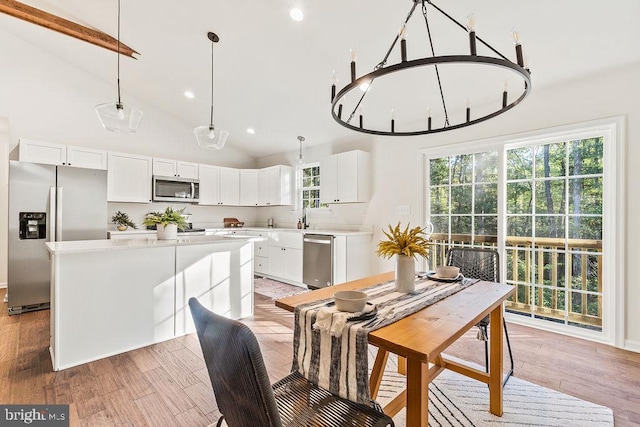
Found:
[56,187,63,241]
[48,187,56,242]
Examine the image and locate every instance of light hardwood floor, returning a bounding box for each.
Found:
[1,288,639,426]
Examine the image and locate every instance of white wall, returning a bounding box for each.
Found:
[0,118,8,287]
[0,27,261,284]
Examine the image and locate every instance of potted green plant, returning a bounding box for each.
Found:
[111,211,137,231]
[142,206,188,240]
[376,222,430,293]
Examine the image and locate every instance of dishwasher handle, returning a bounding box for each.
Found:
[303,237,333,244]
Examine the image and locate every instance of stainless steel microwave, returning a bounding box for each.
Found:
[152,175,200,203]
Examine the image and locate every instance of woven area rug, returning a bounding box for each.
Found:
[254,277,309,299]
[372,352,614,427]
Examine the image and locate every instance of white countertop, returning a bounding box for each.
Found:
[215,227,373,237]
[107,227,373,237]
[46,234,257,254]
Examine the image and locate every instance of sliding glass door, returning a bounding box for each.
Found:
[423,119,621,342]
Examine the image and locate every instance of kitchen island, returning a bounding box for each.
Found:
[46,235,255,371]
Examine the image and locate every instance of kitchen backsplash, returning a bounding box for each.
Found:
[107,202,371,232]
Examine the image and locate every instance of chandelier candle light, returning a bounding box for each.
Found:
[194,32,229,150]
[95,0,143,133]
[330,0,532,136]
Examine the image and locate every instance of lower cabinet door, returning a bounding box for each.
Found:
[285,248,303,283]
[255,255,269,274]
[268,246,302,283]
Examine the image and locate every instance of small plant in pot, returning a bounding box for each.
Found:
[111,211,137,231]
[376,222,430,293]
[143,206,188,240]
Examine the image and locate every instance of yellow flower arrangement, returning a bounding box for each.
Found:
[376,222,430,259]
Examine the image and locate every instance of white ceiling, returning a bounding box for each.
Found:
[2,0,639,158]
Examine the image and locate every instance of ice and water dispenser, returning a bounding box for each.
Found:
[19,212,46,240]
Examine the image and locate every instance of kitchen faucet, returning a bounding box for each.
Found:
[302,206,310,229]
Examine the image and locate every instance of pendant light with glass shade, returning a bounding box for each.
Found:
[194,32,229,150]
[95,0,143,133]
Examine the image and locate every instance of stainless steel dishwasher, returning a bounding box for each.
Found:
[303,234,333,289]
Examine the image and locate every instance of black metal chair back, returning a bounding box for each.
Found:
[189,297,283,427]
[447,247,500,282]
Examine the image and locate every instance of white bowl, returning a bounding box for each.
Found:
[435,265,460,279]
[333,290,367,312]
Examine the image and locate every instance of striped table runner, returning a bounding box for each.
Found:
[291,277,478,405]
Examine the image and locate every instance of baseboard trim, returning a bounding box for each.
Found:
[624,339,640,353]
[0,282,6,289]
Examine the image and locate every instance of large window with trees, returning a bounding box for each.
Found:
[505,138,603,331]
[424,119,622,342]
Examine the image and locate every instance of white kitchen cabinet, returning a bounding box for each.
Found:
[107,152,153,203]
[332,234,372,284]
[244,230,270,274]
[258,165,292,206]
[320,150,371,204]
[268,231,303,284]
[219,167,240,205]
[66,145,108,170]
[19,139,107,170]
[199,165,239,205]
[198,164,221,205]
[240,169,259,206]
[153,158,198,179]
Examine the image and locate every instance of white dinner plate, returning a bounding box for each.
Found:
[425,272,464,282]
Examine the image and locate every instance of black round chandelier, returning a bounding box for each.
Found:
[330,0,532,136]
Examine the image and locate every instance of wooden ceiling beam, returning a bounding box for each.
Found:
[0,0,139,58]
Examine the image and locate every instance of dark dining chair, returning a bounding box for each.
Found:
[188,297,394,427]
[446,247,514,385]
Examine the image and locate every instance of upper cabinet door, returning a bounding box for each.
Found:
[19,139,107,170]
[240,169,259,206]
[198,164,221,205]
[319,154,339,203]
[320,150,370,203]
[19,139,67,166]
[152,159,198,179]
[258,166,292,206]
[107,152,153,203]
[219,167,240,205]
[176,162,198,179]
[152,158,177,177]
[258,167,278,206]
[66,145,108,170]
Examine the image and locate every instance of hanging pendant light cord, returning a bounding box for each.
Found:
[116,0,122,107]
[209,39,214,128]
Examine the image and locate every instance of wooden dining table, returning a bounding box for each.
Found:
[275,271,515,427]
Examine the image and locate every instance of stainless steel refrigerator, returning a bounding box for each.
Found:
[7,160,108,314]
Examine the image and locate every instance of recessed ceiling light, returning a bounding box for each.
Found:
[289,8,304,22]
[184,91,195,99]
[247,128,255,134]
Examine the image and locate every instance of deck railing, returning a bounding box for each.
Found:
[428,233,603,331]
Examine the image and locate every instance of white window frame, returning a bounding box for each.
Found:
[419,116,625,347]
[297,162,328,212]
